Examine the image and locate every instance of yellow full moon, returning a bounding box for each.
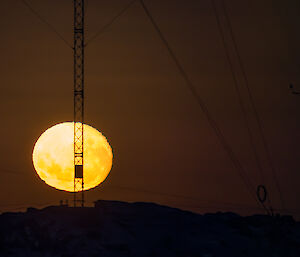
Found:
[32,122,113,192]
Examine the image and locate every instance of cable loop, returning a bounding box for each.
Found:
[257,185,267,203]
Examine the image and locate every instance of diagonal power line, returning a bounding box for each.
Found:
[85,0,137,47]
[138,0,267,212]
[20,0,73,49]
[210,0,275,215]
[211,0,266,188]
[0,169,26,175]
[220,0,285,211]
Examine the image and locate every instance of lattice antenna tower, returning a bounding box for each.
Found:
[73,0,84,207]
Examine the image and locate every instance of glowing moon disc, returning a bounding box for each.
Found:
[32,122,113,192]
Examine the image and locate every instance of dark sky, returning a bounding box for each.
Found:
[0,0,300,218]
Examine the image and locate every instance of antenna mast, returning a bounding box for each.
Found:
[73,0,84,207]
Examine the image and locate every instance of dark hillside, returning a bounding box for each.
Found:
[0,200,299,257]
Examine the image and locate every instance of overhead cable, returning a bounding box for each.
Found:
[85,0,137,46]
[210,0,267,198]
[106,184,294,214]
[20,0,73,49]
[107,185,267,209]
[138,0,263,210]
[221,0,285,211]
[0,169,26,175]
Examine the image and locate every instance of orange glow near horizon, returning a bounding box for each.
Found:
[32,122,113,192]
